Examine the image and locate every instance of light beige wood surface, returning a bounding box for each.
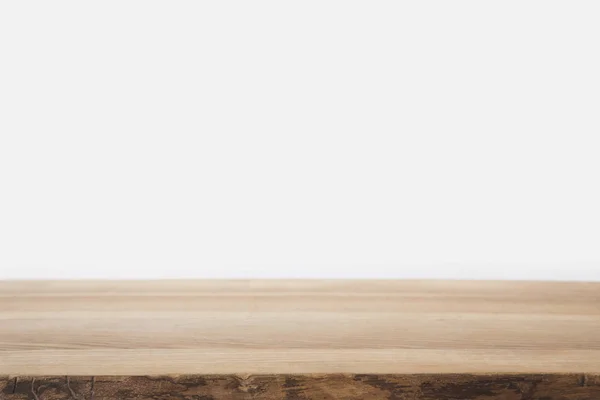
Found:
[0,280,599,375]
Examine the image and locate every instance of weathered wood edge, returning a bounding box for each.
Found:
[2,374,600,399]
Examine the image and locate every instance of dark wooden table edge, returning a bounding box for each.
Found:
[2,374,600,399]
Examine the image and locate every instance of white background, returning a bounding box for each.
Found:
[1,1,599,280]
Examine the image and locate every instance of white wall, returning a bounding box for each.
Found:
[1,1,599,280]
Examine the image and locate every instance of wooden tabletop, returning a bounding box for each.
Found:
[1,280,599,375]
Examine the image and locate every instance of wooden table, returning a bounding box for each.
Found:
[1,280,599,399]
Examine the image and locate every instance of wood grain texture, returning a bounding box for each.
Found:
[1,280,599,375]
[2,375,600,399]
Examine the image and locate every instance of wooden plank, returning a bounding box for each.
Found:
[2,375,600,400]
[1,280,599,375]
